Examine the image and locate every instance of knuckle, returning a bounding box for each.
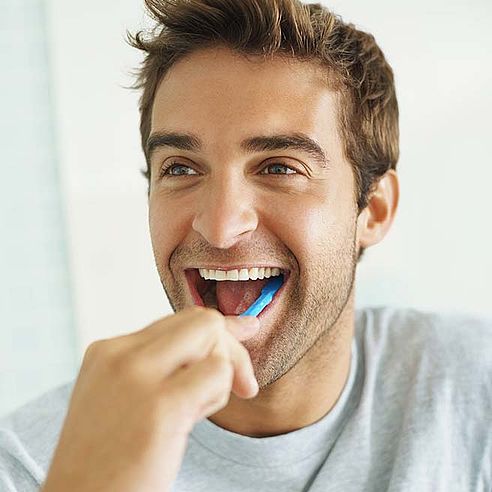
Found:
[197,307,224,326]
[203,390,231,417]
[188,305,206,313]
[178,308,226,345]
[83,339,110,362]
[82,339,125,377]
[185,305,208,318]
[85,339,143,382]
[84,340,101,359]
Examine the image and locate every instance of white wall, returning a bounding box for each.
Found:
[44,0,167,363]
[0,0,77,416]
[44,0,491,363]
[343,0,492,317]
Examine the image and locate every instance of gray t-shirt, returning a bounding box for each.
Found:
[1,307,491,491]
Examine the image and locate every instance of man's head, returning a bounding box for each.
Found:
[129,0,399,232]
[128,0,399,388]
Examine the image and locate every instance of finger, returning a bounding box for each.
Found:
[173,316,258,399]
[224,315,260,342]
[220,327,259,399]
[94,307,204,354]
[165,344,234,423]
[96,307,258,398]
[138,311,258,399]
[120,307,228,382]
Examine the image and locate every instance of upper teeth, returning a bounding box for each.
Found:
[199,267,282,281]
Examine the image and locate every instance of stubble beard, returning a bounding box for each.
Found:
[156,218,358,390]
[245,223,358,389]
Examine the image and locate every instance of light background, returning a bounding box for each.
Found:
[1,0,491,416]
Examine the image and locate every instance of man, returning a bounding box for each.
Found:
[1,0,491,491]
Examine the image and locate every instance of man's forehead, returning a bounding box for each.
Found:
[156,44,330,83]
[151,46,336,116]
[149,47,342,166]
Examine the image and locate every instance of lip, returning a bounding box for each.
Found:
[184,268,291,318]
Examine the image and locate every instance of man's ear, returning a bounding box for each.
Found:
[357,169,399,250]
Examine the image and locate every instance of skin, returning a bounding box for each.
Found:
[148,46,399,437]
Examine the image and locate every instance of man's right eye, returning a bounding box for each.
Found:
[159,162,199,177]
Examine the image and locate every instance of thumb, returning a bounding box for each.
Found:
[224,315,260,341]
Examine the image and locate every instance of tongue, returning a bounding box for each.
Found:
[216,279,269,316]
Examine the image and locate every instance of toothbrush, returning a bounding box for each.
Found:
[239,275,284,317]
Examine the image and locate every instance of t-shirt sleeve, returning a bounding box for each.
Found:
[0,381,75,492]
[0,428,45,491]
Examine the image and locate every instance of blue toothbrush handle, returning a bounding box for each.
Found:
[239,275,283,317]
[240,292,275,317]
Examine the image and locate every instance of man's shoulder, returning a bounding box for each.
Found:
[353,307,492,486]
[361,305,492,358]
[0,379,76,487]
[357,305,492,353]
[356,305,492,406]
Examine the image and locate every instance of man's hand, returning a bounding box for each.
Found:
[40,306,260,492]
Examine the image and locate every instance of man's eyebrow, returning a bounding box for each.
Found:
[243,133,330,170]
[146,131,330,170]
[147,132,201,156]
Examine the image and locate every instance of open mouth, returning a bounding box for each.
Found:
[184,268,291,317]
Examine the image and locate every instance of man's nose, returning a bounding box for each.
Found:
[191,174,258,249]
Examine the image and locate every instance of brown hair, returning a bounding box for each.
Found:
[127,0,399,260]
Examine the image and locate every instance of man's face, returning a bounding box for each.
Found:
[148,47,359,388]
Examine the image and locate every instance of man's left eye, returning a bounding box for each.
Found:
[260,163,297,175]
